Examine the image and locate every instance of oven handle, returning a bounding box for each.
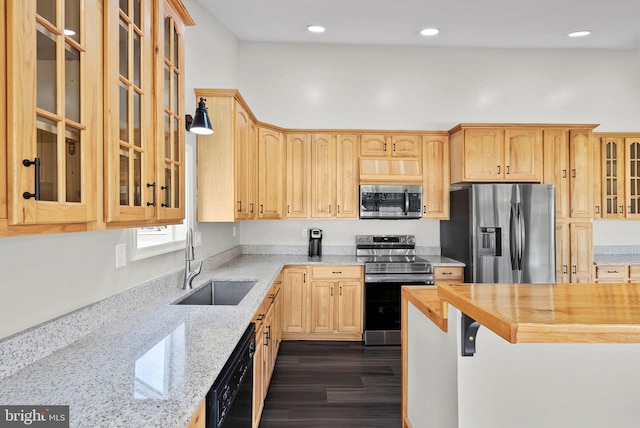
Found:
[365,274,434,284]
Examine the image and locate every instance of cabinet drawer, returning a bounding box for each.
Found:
[595,265,627,281]
[311,265,362,279]
[434,266,464,282]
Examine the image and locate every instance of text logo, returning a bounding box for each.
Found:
[0,406,69,428]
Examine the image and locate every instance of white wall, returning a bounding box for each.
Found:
[235,43,640,246]
[0,0,239,340]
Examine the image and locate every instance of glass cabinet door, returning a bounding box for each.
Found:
[626,137,640,219]
[7,0,98,225]
[105,0,154,223]
[156,0,186,222]
[601,137,625,218]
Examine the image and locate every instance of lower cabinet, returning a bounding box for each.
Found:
[433,266,464,285]
[186,398,206,428]
[594,264,640,283]
[556,221,593,283]
[282,265,363,340]
[309,266,363,340]
[252,274,282,428]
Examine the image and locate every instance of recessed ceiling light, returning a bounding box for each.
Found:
[568,30,591,38]
[420,28,440,37]
[307,25,326,33]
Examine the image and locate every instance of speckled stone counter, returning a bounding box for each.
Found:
[0,251,461,427]
[593,254,640,265]
[422,255,465,267]
[0,254,361,428]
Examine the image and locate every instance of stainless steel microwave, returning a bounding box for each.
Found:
[359,185,423,219]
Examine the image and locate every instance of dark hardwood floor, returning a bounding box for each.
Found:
[258,341,402,428]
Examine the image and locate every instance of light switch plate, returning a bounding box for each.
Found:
[302,228,307,238]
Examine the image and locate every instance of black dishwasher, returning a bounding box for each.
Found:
[207,323,255,428]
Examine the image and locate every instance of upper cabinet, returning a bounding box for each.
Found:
[258,127,285,220]
[595,133,640,219]
[360,134,421,158]
[285,133,311,219]
[542,126,597,220]
[421,133,449,219]
[104,0,192,225]
[449,125,543,183]
[196,91,259,222]
[4,0,101,230]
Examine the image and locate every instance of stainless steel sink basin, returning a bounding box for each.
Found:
[175,280,257,306]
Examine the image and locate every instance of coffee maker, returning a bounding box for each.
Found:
[308,229,322,257]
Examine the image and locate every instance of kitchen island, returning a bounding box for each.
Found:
[402,283,640,428]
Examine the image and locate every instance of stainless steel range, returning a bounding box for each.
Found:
[356,235,434,345]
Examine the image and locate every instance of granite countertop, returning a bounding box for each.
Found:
[593,254,640,265]
[0,254,361,428]
[0,252,462,427]
[422,255,465,267]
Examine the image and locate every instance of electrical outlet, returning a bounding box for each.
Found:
[302,228,307,238]
[195,231,202,246]
[115,244,126,268]
[232,226,237,237]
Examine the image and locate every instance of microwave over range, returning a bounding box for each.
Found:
[359,184,423,219]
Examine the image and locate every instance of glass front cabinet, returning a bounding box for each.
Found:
[2,0,192,236]
[6,0,101,228]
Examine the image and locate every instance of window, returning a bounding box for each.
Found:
[128,143,194,260]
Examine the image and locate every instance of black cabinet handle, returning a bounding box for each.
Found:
[161,185,170,208]
[22,158,41,200]
[146,182,157,207]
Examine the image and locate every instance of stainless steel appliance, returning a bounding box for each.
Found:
[359,184,423,219]
[440,184,556,284]
[356,235,434,345]
[308,228,322,257]
[207,323,255,428]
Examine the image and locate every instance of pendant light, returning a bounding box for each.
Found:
[186,97,214,135]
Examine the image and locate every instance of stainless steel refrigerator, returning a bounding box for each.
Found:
[440,184,556,284]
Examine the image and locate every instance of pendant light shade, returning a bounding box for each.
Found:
[186,97,214,135]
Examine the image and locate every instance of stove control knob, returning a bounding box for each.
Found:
[407,236,415,244]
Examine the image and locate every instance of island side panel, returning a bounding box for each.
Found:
[406,301,459,428]
[455,307,640,428]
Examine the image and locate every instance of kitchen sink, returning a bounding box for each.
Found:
[174,280,257,306]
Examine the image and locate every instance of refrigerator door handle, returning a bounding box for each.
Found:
[509,203,519,270]
[517,202,525,271]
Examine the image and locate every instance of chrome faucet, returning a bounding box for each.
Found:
[183,228,203,289]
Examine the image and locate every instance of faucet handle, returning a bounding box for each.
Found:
[194,261,203,275]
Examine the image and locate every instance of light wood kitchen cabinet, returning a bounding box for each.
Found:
[286,133,311,218]
[422,134,450,219]
[593,264,640,283]
[433,266,464,284]
[556,220,593,283]
[568,129,595,218]
[105,0,191,225]
[543,129,571,219]
[311,134,359,218]
[282,266,310,338]
[252,274,282,428]
[186,398,206,428]
[309,265,363,340]
[596,133,640,219]
[4,0,101,231]
[310,134,336,218]
[449,125,543,184]
[334,134,359,218]
[360,134,421,158]
[258,127,285,219]
[196,92,257,222]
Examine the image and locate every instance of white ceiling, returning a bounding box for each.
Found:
[194,0,640,49]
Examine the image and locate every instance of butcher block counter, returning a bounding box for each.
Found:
[401,283,640,428]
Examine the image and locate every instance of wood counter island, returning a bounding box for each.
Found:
[401,283,640,428]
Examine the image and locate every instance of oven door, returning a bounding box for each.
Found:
[364,278,433,346]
